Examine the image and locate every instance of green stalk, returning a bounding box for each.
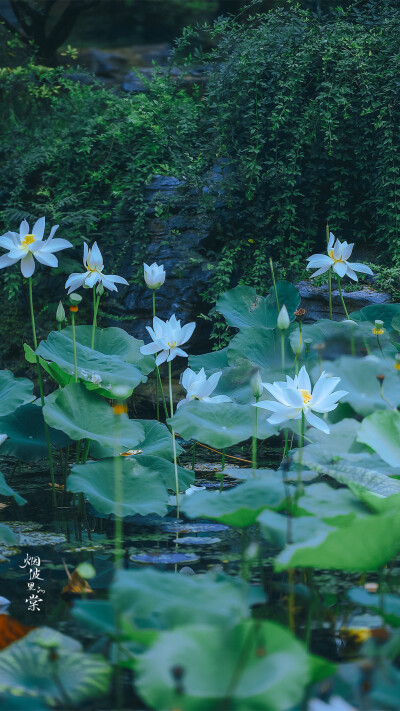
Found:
[297,411,305,493]
[91,286,100,349]
[152,291,160,421]
[219,449,226,492]
[113,411,124,571]
[293,322,302,374]
[28,277,56,507]
[326,223,333,320]
[168,361,180,518]
[192,441,196,471]
[71,310,78,383]
[156,362,169,421]
[280,330,285,370]
[269,257,280,310]
[336,276,349,319]
[252,399,259,476]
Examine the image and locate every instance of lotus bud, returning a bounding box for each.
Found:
[144,262,166,289]
[96,282,104,296]
[277,305,290,330]
[250,370,263,399]
[56,301,65,323]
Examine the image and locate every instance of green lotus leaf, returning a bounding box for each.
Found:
[275,512,400,572]
[351,303,400,330]
[0,523,18,545]
[43,383,144,448]
[357,410,400,467]
[168,401,275,448]
[258,510,333,549]
[0,472,26,506]
[298,319,393,360]
[109,568,265,630]
[189,347,229,373]
[90,418,183,460]
[314,355,400,416]
[292,482,367,525]
[68,457,169,516]
[135,620,332,711]
[36,328,150,398]
[348,588,400,627]
[0,404,71,461]
[0,627,112,706]
[392,314,400,332]
[70,325,154,374]
[227,326,292,372]
[24,343,74,387]
[181,478,287,527]
[216,281,300,331]
[0,370,34,416]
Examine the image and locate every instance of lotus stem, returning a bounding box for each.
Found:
[293,322,302,374]
[288,568,295,633]
[219,449,226,492]
[296,411,305,493]
[269,257,280,311]
[168,360,180,518]
[192,441,196,471]
[71,310,78,383]
[326,224,333,320]
[280,330,285,370]
[336,276,349,319]
[28,277,56,507]
[113,408,124,571]
[152,290,161,421]
[91,286,101,349]
[252,400,259,476]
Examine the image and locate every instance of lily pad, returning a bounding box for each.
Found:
[275,512,400,572]
[0,627,112,706]
[175,536,221,545]
[216,282,300,331]
[168,402,255,449]
[36,328,151,398]
[357,410,400,467]
[67,458,169,517]
[90,418,183,460]
[43,383,144,448]
[130,552,200,565]
[0,370,34,416]
[0,404,71,461]
[135,620,331,711]
[351,303,400,330]
[7,522,66,547]
[160,522,229,534]
[110,568,265,629]
[0,473,26,506]
[181,478,287,527]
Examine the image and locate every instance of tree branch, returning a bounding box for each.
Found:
[0,11,29,45]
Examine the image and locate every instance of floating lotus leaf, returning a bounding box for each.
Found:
[314,355,400,416]
[130,552,200,565]
[135,620,332,711]
[0,370,34,416]
[110,568,265,630]
[351,303,400,330]
[168,401,269,448]
[189,347,229,373]
[36,327,151,398]
[274,512,400,572]
[181,478,287,527]
[43,383,144,448]
[0,627,112,706]
[67,457,169,516]
[348,588,400,627]
[90,418,183,460]
[0,472,26,506]
[0,404,71,461]
[216,281,300,331]
[357,410,400,468]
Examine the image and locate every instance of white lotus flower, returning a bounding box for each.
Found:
[254,365,347,434]
[177,368,232,408]
[306,232,373,281]
[0,217,72,278]
[65,242,128,294]
[140,314,195,366]
[185,484,206,496]
[0,434,7,447]
[144,262,166,289]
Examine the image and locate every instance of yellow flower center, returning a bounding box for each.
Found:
[168,339,177,348]
[372,327,385,335]
[300,388,312,404]
[328,249,342,262]
[394,363,400,371]
[21,234,35,248]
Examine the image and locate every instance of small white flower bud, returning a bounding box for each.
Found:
[56,301,65,323]
[277,304,290,330]
[144,262,166,289]
[250,370,263,399]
